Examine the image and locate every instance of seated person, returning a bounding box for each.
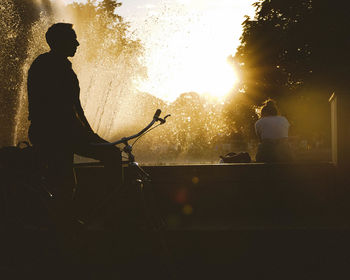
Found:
[255,99,293,162]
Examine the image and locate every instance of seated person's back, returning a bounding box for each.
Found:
[255,100,292,162]
[255,115,289,141]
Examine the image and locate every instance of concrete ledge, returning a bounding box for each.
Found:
[74,162,344,229]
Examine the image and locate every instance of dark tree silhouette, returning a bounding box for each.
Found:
[235,0,312,102]
[232,0,350,145]
[236,0,350,99]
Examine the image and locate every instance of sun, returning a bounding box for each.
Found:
[190,58,239,99]
[133,2,245,102]
[138,25,240,102]
[138,54,239,102]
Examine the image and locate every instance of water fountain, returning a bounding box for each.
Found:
[1,0,250,164]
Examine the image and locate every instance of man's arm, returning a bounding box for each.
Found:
[74,98,93,132]
[73,97,112,144]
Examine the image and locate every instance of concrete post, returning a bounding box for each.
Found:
[329,92,350,167]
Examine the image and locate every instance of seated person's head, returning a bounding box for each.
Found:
[260,99,278,117]
[46,23,79,57]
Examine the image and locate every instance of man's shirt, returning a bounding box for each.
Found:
[27,51,89,142]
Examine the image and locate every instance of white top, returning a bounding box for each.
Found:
[255,115,290,140]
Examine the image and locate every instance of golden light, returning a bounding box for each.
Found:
[141,55,239,101]
[189,57,239,99]
[138,56,239,102]
[57,0,254,103]
[132,1,247,102]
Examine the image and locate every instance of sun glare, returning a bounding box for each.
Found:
[139,49,239,102]
[199,60,239,99]
[129,1,250,102]
[59,0,255,103]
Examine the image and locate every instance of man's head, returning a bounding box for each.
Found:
[46,23,79,57]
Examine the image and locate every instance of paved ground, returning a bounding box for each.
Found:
[1,226,350,279]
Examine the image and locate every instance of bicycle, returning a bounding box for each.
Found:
[82,109,175,278]
[81,109,171,231]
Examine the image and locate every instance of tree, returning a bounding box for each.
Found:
[98,0,122,21]
[232,0,350,142]
[235,0,313,103]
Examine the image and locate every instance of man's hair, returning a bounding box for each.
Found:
[45,23,74,49]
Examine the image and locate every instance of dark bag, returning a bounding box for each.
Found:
[0,141,34,173]
[0,142,50,227]
[219,152,251,163]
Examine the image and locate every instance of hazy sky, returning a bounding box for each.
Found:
[60,0,257,101]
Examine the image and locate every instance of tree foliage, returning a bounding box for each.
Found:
[235,0,313,102]
[65,0,142,63]
[233,0,350,142]
[236,0,350,99]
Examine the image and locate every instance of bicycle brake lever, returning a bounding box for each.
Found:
[158,114,171,124]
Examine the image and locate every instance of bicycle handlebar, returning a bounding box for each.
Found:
[92,109,169,147]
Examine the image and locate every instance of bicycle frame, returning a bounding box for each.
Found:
[91,109,170,231]
[92,109,170,183]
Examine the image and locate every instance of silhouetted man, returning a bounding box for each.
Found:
[27,23,122,253]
